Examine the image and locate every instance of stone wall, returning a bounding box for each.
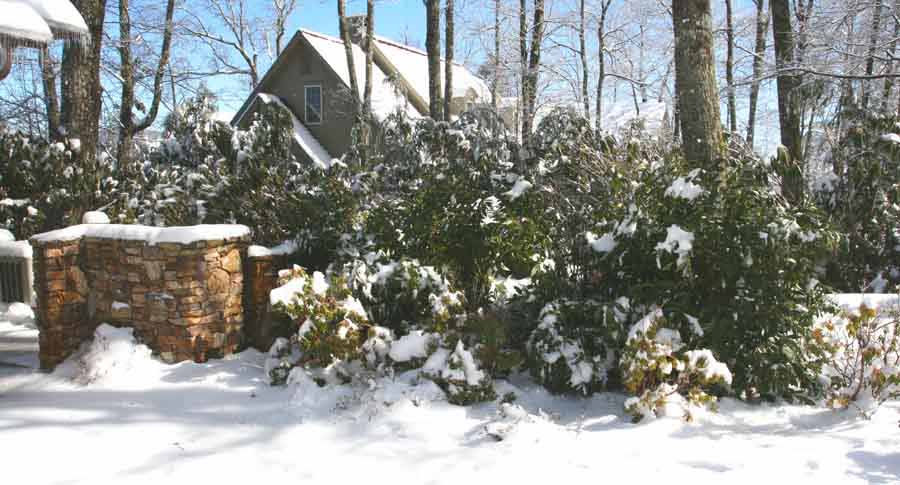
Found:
[243,253,291,352]
[31,225,251,370]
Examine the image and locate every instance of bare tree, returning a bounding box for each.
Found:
[771,0,804,163]
[596,0,613,132]
[672,0,723,166]
[61,0,108,164]
[862,0,885,109]
[747,0,768,147]
[39,47,61,139]
[579,0,589,118]
[445,0,455,121]
[492,0,501,110]
[337,0,360,107]
[364,0,375,114]
[117,0,177,165]
[521,0,546,143]
[881,0,900,112]
[182,0,298,90]
[724,0,737,133]
[426,0,443,120]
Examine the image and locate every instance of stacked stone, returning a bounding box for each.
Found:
[32,230,250,370]
[32,240,89,370]
[243,253,290,351]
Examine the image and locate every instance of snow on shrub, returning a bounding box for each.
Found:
[270,266,370,382]
[817,302,900,418]
[589,146,835,401]
[421,340,496,405]
[526,299,623,395]
[340,255,466,335]
[621,309,732,423]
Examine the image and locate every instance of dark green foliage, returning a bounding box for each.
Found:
[816,114,900,292]
[591,146,836,400]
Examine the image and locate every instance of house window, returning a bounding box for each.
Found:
[305,85,323,124]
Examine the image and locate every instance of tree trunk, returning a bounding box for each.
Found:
[117,0,176,166]
[61,0,107,164]
[747,0,768,148]
[519,0,528,142]
[493,0,501,111]
[364,0,374,114]
[579,0,589,119]
[444,0,454,121]
[425,0,443,120]
[862,0,884,110]
[596,0,612,132]
[672,0,724,167]
[40,46,61,140]
[522,0,545,143]
[337,0,360,106]
[725,0,737,133]
[881,0,900,112]
[771,0,804,164]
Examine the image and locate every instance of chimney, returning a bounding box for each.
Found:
[346,15,366,45]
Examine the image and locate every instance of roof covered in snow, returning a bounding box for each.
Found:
[257,93,336,170]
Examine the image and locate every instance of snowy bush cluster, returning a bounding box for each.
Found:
[5,94,898,417]
[817,302,900,418]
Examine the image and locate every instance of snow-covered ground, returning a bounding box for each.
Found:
[0,302,898,484]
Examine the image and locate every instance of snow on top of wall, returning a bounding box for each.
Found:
[20,0,88,37]
[0,240,32,259]
[31,224,250,245]
[300,29,420,120]
[0,228,14,242]
[0,1,53,44]
[248,240,299,258]
[373,35,491,106]
[258,93,335,170]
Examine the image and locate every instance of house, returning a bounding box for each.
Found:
[230,21,493,167]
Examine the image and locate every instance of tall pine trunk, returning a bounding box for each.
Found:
[337,0,360,107]
[747,0,768,147]
[492,0,500,110]
[881,0,900,112]
[725,0,737,133]
[519,0,528,142]
[40,47,61,140]
[672,0,723,167]
[862,0,884,110]
[61,0,107,165]
[522,0,545,144]
[364,0,374,114]
[426,0,443,120]
[579,0,589,119]
[444,0,454,121]
[596,0,612,132]
[770,0,804,164]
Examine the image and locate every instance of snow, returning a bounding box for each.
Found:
[586,231,617,254]
[0,228,14,242]
[665,170,705,201]
[257,93,334,170]
[301,30,420,120]
[598,99,669,137]
[31,223,250,245]
[1,298,899,484]
[20,0,89,38]
[880,133,900,144]
[388,330,435,362]
[270,274,306,307]
[247,240,299,258]
[0,240,32,258]
[0,1,53,44]
[656,225,695,267]
[82,211,111,224]
[503,179,533,200]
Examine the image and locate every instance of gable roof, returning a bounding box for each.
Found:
[371,36,491,106]
[232,28,492,128]
[299,29,420,120]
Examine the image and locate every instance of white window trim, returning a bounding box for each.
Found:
[304,84,323,125]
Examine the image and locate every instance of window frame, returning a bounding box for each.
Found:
[304,84,323,125]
